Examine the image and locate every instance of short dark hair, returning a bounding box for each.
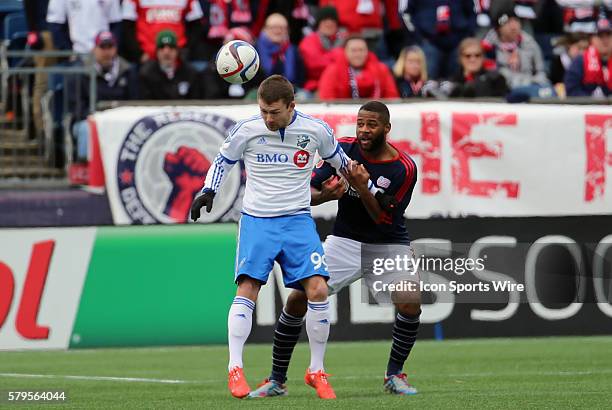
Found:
[257,75,294,106]
[344,34,368,49]
[359,100,390,125]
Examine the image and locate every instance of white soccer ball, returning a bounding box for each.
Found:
[215,40,260,84]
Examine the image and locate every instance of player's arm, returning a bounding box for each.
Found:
[343,163,396,224]
[190,126,245,221]
[310,159,345,206]
[319,133,380,197]
[311,176,347,206]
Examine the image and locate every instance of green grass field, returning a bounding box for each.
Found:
[1,336,611,409]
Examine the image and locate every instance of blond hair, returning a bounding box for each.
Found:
[393,46,428,81]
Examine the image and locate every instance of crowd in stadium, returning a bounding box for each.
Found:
[25,0,612,99]
[13,0,611,160]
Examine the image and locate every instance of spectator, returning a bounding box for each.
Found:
[254,0,312,45]
[202,27,265,99]
[256,13,305,87]
[194,0,262,61]
[24,0,54,138]
[403,0,476,79]
[320,0,404,59]
[488,0,543,35]
[449,37,509,98]
[474,0,493,36]
[121,0,204,64]
[564,15,612,97]
[139,30,202,99]
[69,31,139,161]
[298,6,345,95]
[557,1,612,34]
[550,32,589,96]
[46,0,122,53]
[393,46,432,97]
[318,35,399,100]
[483,11,554,98]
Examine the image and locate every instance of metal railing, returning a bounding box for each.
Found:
[0,45,96,184]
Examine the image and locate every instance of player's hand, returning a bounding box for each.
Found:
[342,162,370,193]
[375,191,398,212]
[321,175,347,201]
[190,189,215,221]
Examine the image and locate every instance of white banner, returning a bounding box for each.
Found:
[0,228,95,350]
[91,102,612,223]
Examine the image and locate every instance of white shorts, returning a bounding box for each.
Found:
[324,235,419,299]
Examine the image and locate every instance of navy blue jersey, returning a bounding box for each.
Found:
[311,138,417,245]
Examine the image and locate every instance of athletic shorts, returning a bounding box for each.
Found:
[324,235,420,303]
[235,213,329,289]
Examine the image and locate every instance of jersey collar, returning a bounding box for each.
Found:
[279,110,298,141]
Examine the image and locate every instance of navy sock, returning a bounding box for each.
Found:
[386,312,420,377]
[270,309,304,384]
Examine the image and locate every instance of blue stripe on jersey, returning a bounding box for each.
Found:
[228,114,261,138]
[321,144,341,160]
[296,112,334,142]
[211,155,225,191]
[219,153,237,164]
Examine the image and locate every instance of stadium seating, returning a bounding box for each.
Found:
[2,12,28,66]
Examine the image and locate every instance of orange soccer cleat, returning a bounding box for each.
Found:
[228,366,251,399]
[304,369,336,399]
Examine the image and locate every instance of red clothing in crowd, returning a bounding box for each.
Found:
[319,0,401,34]
[298,32,342,92]
[318,50,399,100]
[123,0,202,59]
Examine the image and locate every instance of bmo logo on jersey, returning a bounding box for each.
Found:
[256,153,289,163]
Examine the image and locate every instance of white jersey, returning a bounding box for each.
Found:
[204,110,348,217]
[47,0,122,53]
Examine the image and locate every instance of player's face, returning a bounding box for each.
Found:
[258,99,295,131]
[356,110,390,152]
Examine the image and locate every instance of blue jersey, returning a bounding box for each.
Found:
[311,138,417,245]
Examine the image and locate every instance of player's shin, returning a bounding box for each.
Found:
[386,305,421,377]
[270,307,304,383]
[305,300,330,372]
[228,296,255,370]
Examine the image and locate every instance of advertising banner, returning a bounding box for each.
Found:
[70,224,238,348]
[91,102,612,224]
[0,225,237,350]
[0,228,95,350]
[1,217,610,350]
[250,215,612,342]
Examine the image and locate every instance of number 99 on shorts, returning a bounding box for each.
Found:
[310,252,327,270]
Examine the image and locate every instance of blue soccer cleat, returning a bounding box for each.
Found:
[383,373,418,395]
[247,378,288,398]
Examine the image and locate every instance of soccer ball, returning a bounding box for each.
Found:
[215,40,260,85]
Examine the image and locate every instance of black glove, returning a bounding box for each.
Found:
[190,189,215,221]
[375,191,398,212]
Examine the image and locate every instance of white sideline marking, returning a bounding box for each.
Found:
[2,368,611,385]
[0,373,193,384]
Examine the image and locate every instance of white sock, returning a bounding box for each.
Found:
[306,300,330,372]
[227,296,254,370]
